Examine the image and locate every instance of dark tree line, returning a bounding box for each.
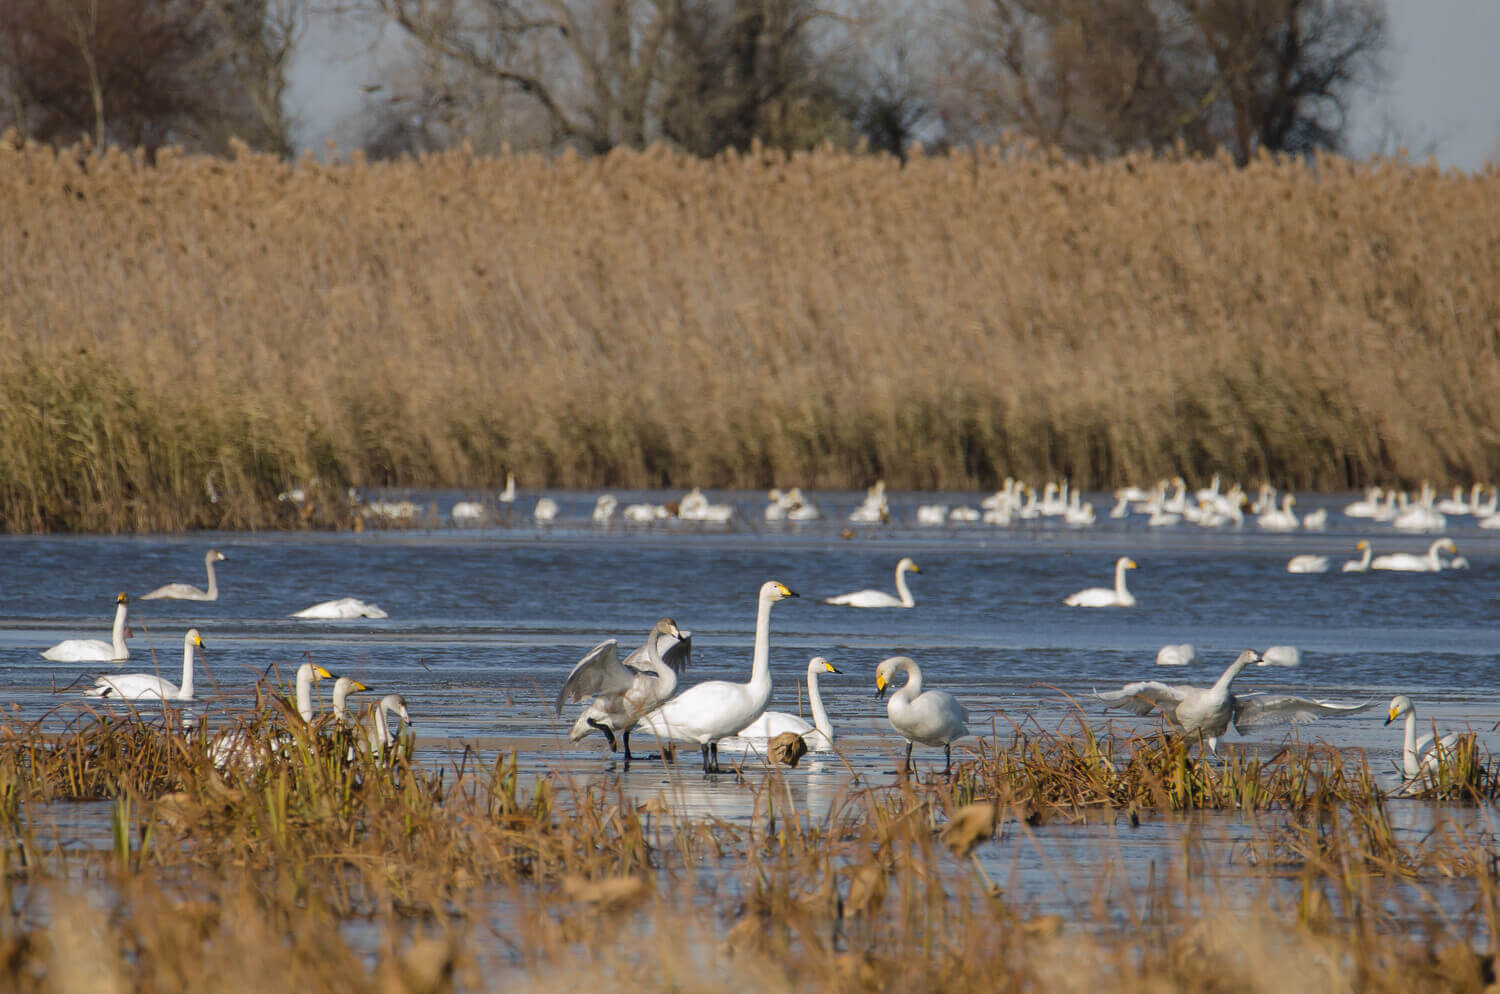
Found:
[0,0,1386,163]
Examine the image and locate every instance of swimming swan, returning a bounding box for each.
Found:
[1341,540,1373,573]
[207,661,333,770]
[558,617,692,761]
[1095,649,1373,753]
[142,549,228,601]
[43,592,131,662]
[730,657,842,752]
[875,655,970,775]
[1286,553,1330,574]
[1385,694,1461,783]
[1156,644,1196,666]
[1064,557,1137,607]
[291,597,389,619]
[86,628,203,701]
[1370,538,1457,573]
[825,557,920,608]
[635,581,798,773]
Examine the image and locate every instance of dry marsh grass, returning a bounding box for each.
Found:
[1,138,1499,530]
[1,715,1499,990]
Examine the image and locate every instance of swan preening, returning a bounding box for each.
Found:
[1064,557,1137,607]
[291,597,389,619]
[635,581,798,773]
[1386,695,1460,784]
[875,656,970,775]
[142,549,228,601]
[1096,649,1373,753]
[729,656,841,752]
[43,592,131,662]
[825,557,921,608]
[557,617,693,761]
[86,628,203,701]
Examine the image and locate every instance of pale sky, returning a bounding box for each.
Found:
[288,1,1500,171]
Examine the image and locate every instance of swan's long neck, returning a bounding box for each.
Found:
[333,685,351,723]
[1401,709,1418,778]
[1115,561,1131,597]
[179,634,196,700]
[1211,655,1254,697]
[747,591,775,699]
[896,659,923,706]
[807,664,833,743]
[1427,541,1447,567]
[203,554,219,599]
[894,564,915,607]
[111,602,129,659]
[296,667,315,723]
[1357,545,1372,568]
[645,630,679,698]
[372,705,392,748]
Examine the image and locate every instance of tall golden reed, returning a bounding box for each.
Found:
[1,137,1497,530]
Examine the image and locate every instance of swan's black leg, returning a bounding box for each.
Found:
[942,744,952,777]
[588,718,618,753]
[709,741,721,774]
[701,744,712,773]
[621,729,636,764]
[904,740,914,774]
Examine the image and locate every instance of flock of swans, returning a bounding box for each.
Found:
[39,549,410,768]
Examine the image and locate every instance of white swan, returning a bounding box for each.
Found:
[208,661,334,770]
[1095,649,1373,753]
[1257,645,1301,667]
[730,657,842,751]
[557,617,692,761]
[634,581,798,773]
[291,597,389,619]
[368,693,412,756]
[1155,644,1195,666]
[86,628,203,701]
[1385,694,1461,782]
[592,494,618,523]
[1286,553,1330,574]
[43,592,131,662]
[142,549,228,601]
[330,675,368,725]
[1343,487,1383,518]
[1256,494,1300,532]
[825,557,920,608]
[875,656,970,774]
[1370,537,1457,573]
[678,488,734,523]
[451,500,486,523]
[1341,540,1373,573]
[1064,557,1137,607]
[534,497,560,523]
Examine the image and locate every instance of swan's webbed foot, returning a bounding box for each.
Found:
[588,718,618,753]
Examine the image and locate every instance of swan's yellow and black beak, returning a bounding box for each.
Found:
[1385,707,1399,725]
[117,592,129,604]
[824,661,842,674]
[776,583,800,599]
[875,672,888,699]
[1126,559,1139,569]
[314,665,333,680]
[352,680,368,692]
[194,634,205,648]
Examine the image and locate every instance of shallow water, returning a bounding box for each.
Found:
[2,487,1497,899]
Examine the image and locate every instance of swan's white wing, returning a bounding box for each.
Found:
[1232,694,1376,732]
[556,640,639,715]
[1095,681,1188,716]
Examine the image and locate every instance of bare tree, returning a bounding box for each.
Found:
[940,0,1386,162]
[0,0,303,155]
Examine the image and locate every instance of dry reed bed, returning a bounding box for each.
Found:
[1,716,1499,989]
[1,140,1498,530]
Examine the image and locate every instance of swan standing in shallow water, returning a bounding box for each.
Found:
[557,617,692,762]
[1341,540,1373,572]
[291,597,389,619]
[729,657,842,752]
[635,581,798,773]
[142,549,228,601]
[1386,695,1460,782]
[43,592,131,662]
[1095,650,1373,754]
[1064,557,1137,607]
[86,628,203,701]
[1370,537,1458,572]
[826,557,920,608]
[875,656,970,775]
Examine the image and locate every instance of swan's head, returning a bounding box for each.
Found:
[188,629,204,648]
[384,693,412,725]
[874,656,914,698]
[654,617,686,640]
[897,557,920,573]
[761,581,799,602]
[334,676,368,701]
[1119,557,1138,570]
[301,662,333,682]
[1355,540,1369,551]
[1439,538,1458,553]
[117,592,129,605]
[210,549,227,562]
[1386,695,1414,724]
[811,656,842,675]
